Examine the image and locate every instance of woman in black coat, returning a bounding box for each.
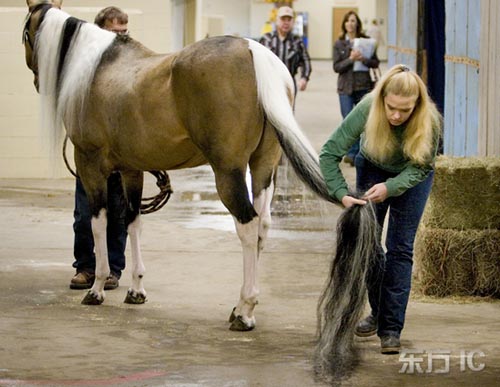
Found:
[333,10,379,165]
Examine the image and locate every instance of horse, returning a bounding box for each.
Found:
[23,0,342,332]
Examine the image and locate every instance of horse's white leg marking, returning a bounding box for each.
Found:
[90,208,109,297]
[234,216,260,328]
[127,215,146,297]
[245,167,253,200]
[253,179,274,254]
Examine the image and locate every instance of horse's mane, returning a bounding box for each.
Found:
[36,8,115,156]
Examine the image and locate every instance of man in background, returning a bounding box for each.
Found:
[94,6,129,35]
[259,6,312,96]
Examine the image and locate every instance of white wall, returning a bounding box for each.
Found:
[0,6,48,178]
[201,0,252,37]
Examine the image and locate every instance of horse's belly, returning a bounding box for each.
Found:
[125,140,207,171]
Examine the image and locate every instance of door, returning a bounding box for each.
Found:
[332,7,358,50]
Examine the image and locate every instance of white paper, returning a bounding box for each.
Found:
[352,38,376,72]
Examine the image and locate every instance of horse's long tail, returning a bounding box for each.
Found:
[246,39,340,208]
[314,201,381,380]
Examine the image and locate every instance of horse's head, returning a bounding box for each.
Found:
[23,1,62,91]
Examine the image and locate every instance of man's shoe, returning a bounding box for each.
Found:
[380,335,401,354]
[355,315,378,337]
[70,271,95,289]
[104,273,119,290]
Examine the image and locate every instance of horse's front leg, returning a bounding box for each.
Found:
[75,196,110,305]
[81,208,110,304]
[124,214,146,304]
[122,171,147,304]
[73,150,110,304]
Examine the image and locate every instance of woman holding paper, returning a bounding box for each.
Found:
[333,10,380,165]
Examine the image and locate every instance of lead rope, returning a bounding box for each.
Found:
[62,135,78,178]
[62,134,173,214]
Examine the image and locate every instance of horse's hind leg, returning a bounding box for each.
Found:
[249,123,281,255]
[227,127,281,328]
[121,171,147,304]
[212,167,260,331]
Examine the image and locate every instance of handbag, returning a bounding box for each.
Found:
[370,67,382,89]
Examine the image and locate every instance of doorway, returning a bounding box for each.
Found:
[332,7,358,49]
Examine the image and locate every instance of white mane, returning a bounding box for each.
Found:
[36,8,115,158]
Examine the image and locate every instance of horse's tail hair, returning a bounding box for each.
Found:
[314,200,381,380]
[246,39,340,208]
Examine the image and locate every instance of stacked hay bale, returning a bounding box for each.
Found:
[414,156,500,297]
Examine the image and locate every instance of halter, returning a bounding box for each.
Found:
[22,3,53,81]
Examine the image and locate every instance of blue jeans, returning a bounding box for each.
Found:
[355,154,433,338]
[339,89,370,159]
[72,173,127,277]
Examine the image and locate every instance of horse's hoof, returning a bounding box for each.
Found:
[229,315,255,331]
[228,307,237,323]
[124,289,147,304]
[81,290,103,305]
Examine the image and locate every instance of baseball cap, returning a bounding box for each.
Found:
[277,6,294,19]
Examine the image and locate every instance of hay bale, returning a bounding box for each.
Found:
[475,234,500,295]
[422,156,500,230]
[415,226,500,297]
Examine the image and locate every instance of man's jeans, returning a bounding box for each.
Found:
[72,173,127,277]
[355,154,433,337]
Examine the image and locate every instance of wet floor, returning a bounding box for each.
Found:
[1,164,500,387]
[1,61,499,386]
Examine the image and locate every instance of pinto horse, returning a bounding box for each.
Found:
[23,0,340,331]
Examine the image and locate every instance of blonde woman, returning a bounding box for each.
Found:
[319,64,442,354]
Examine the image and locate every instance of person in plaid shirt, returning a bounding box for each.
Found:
[259,6,311,96]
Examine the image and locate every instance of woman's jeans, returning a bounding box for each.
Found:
[339,89,370,159]
[355,154,434,338]
[72,173,127,278]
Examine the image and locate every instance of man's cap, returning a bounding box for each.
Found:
[277,6,294,19]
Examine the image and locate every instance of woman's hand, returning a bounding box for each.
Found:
[349,49,363,61]
[341,195,367,208]
[363,183,388,203]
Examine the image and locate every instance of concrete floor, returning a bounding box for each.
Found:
[1,61,499,386]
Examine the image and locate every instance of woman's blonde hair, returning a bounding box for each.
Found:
[364,64,442,165]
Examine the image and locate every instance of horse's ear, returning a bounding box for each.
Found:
[26,1,62,9]
[27,0,43,8]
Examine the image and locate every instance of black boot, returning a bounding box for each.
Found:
[355,314,377,337]
[380,335,401,354]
